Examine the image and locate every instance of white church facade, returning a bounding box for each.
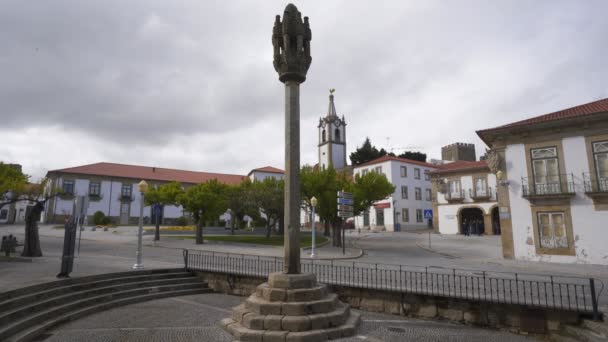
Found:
[318,90,347,171]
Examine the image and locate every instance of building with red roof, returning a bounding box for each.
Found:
[43,162,280,225]
[429,160,500,236]
[476,97,608,265]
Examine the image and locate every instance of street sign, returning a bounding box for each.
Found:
[337,191,353,199]
[337,197,354,205]
[423,209,433,219]
[338,210,353,218]
[338,205,353,212]
[154,205,162,216]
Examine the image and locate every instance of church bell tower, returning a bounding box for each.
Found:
[318,89,347,170]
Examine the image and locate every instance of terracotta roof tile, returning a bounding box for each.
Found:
[249,166,285,174]
[355,155,436,169]
[431,160,489,174]
[48,162,245,185]
[477,98,608,137]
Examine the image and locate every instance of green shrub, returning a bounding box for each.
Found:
[101,216,111,225]
[92,211,106,225]
[175,216,188,226]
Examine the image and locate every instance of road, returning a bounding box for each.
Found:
[1,224,606,308]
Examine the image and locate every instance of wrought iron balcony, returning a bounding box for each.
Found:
[583,172,608,205]
[469,187,493,201]
[521,174,576,201]
[583,172,608,194]
[445,189,465,202]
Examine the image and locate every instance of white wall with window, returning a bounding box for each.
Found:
[353,157,436,232]
[506,135,608,265]
[434,170,498,235]
[46,176,186,225]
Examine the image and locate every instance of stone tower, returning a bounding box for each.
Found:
[441,142,476,162]
[318,90,347,170]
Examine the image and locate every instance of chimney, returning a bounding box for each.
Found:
[152,167,156,173]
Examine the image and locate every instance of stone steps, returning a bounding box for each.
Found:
[7,288,207,342]
[222,272,360,341]
[222,310,361,342]
[0,269,209,342]
[0,275,197,326]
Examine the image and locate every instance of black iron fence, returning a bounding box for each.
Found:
[183,250,603,319]
[521,174,576,197]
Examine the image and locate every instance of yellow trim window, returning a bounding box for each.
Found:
[593,141,608,191]
[537,212,567,249]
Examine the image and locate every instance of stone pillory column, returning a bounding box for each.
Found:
[221,5,360,340]
[273,3,311,274]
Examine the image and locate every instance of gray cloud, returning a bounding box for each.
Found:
[0,0,607,179]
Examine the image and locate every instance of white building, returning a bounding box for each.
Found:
[477,97,608,265]
[430,160,500,235]
[353,155,437,232]
[248,166,284,182]
[44,162,246,225]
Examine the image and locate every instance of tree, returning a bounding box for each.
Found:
[395,151,427,163]
[301,165,351,246]
[177,179,228,244]
[250,177,284,239]
[11,179,63,257]
[349,137,388,165]
[1,164,64,257]
[352,171,396,217]
[0,163,28,209]
[226,180,257,235]
[144,181,184,240]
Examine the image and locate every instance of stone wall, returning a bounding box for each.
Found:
[196,271,581,335]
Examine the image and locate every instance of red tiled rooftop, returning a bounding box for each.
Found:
[477,98,608,137]
[48,162,246,185]
[431,160,488,174]
[355,155,436,169]
[249,166,285,174]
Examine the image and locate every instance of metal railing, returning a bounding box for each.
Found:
[183,250,603,318]
[469,187,493,200]
[445,189,465,202]
[583,172,608,193]
[521,174,576,197]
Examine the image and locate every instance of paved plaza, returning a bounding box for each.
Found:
[42,293,538,342]
[0,224,606,341]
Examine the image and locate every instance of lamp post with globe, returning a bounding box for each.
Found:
[310,196,318,258]
[132,180,148,270]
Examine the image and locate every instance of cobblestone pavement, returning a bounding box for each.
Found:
[44,293,539,342]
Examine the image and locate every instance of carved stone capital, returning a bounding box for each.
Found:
[272,4,312,84]
[486,148,502,174]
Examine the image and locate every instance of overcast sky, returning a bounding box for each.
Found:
[1,0,607,180]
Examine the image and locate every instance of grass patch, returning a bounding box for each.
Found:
[144,226,195,232]
[173,235,328,248]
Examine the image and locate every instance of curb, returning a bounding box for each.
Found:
[301,238,331,251]
[415,240,459,259]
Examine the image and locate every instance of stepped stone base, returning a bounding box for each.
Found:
[221,272,360,341]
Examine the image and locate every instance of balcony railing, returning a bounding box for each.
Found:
[469,187,493,201]
[521,174,576,199]
[583,172,608,193]
[445,189,465,202]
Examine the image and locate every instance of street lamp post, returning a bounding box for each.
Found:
[132,180,148,270]
[310,196,317,258]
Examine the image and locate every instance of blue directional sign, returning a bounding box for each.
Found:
[423,209,433,219]
[337,197,354,205]
[154,205,162,216]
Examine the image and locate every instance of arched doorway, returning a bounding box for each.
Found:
[491,206,501,235]
[459,207,484,236]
